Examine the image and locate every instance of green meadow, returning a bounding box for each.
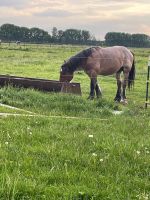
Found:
[0,43,150,200]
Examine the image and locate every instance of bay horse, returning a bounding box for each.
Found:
[59,46,135,102]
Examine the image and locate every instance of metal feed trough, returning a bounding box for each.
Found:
[0,75,82,95]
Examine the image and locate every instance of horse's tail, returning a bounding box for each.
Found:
[128,51,135,89]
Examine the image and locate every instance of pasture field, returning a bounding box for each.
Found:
[0,43,150,199]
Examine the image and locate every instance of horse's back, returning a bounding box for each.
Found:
[111,46,133,69]
[100,46,132,58]
[85,46,133,76]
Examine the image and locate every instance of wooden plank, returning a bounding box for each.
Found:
[0,75,82,95]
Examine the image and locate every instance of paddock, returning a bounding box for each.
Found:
[0,43,150,199]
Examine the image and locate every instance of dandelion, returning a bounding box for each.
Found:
[88,135,93,138]
[92,153,97,157]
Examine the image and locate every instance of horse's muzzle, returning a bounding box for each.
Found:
[59,73,73,82]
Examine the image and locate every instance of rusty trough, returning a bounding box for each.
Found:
[0,75,82,95]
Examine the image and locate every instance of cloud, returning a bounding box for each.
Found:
[0,0,29,8]
[35,9,77,17]
[0,0,149,39]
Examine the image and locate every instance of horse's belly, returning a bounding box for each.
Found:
[99,60,122,75]
[100,70,115,76]
[99,65,120,75]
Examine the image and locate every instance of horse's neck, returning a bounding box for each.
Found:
[70,64,79,73]
[69,57,82,72]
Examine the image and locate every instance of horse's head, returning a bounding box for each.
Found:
[59,61,74,82]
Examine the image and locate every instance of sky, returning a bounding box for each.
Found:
[0,0,150,40]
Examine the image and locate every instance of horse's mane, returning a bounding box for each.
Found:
[68,47,93,71]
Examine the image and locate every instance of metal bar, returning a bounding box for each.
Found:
[145,61,150,108]
[0,75,82,95]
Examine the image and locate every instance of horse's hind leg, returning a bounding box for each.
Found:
[122,70,129,102]
[114,71,122,102]
[95,83,102,98]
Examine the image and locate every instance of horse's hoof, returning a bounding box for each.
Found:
[97,95,102,99]
[120,99,128,105]
[114,97,121,102]
[123,99,128,104]
[87,96,94,100]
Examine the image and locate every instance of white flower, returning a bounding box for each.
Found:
[146,151,149,154]
[92,153,97,157]
[136,193,149,200]
[100,159,104,162]
[29,132,32,135]
[88,135,93,138]
[5,142,9,145]
[136,150,140,155]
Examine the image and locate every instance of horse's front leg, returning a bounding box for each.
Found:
[88,77,97,100]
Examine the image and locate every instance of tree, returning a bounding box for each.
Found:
[81,30,91,43]
[0,23,19,41]
[20,27,30,42]
[131,34,150,47]
[52,27,58,43]
[57,30,64,43]
[105,32,150,47]
[62,29,92,44]
[63,29,79,44]
[0,23,101,45]
[27,27,50,43]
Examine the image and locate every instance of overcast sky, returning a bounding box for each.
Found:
[0,0,150,39]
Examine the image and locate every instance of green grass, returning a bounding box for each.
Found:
[0,43,150,199]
